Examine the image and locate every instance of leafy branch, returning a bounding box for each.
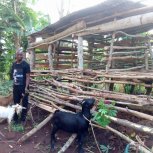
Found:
[93,99,117,127]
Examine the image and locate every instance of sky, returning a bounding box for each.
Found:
[30,0,108,23]
[31,0,153,24]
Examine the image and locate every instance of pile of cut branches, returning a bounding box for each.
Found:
[18,69,153,153]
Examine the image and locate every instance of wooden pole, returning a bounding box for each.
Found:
[77,36,83,69]
[106,126,151,153]
[77,12,153,36]
[88,39,94,68]
[58,134,77,153]
[17,113,53,143]
[48,44,53,70]
[145,49,149,70]
[106,32,115,91]
[106,32,115,72]
[87,6,153,27]
[148,39,153,69]
[104,46,147,50]
[30,50,35,70]
[28,21,86,49]
[107,116,153,135]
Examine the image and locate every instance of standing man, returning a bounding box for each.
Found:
[10,49,30,126]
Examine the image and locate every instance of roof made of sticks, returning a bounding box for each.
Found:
[30,0,153,38]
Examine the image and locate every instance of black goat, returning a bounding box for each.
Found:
[50,98,95,153]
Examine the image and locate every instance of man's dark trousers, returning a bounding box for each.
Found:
[13,85,28,122]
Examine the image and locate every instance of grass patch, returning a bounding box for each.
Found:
[11,123,24,132]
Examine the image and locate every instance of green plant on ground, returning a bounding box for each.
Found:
[11,123,24,132]
[93,99,117,127]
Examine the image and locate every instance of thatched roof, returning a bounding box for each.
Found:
[30,0,152,38]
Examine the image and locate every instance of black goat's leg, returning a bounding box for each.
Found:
[51,125,58,151]
[77,132,86,153]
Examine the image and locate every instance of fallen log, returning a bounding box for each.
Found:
[106,126,151,153]
[58,134,77,153]
[114,106,153,121]
[107,116,153,135]
[17,113,53,143]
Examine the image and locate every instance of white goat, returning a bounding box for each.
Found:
[0,104,26,131]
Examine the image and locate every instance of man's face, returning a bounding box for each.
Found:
[16,52,23,62]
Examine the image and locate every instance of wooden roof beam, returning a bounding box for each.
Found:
[76,12,153,36]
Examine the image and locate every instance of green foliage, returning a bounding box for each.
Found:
[93,99,117,127]
[100,144,112,153]
[124,84,132,94]
[133,85,146,95]
[0,80,13,96]
[0,0,50,79]
[11,123,24,132]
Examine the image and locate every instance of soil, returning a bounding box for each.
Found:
[0,109,152,153]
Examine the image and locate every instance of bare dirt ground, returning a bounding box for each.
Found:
[0,109,152,153]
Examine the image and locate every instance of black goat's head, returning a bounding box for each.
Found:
[81,98,95,109]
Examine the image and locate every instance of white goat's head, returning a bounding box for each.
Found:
[12,104,26,114]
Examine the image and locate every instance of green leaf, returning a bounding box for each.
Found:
[93,99,118,127]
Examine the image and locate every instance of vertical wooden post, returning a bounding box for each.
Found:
[88,39,94,69]
[145,49,149,70]
[106,32,115,72]
[148,39,153,69]
[77,36,83,69]
[48,44,53,70]
[105,32,115,91]
[71,37,74,68]
[30,50,35,70]
[28,36,36,70]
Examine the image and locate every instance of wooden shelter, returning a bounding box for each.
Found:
[24,1,153,152]
[28,0,153,72]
